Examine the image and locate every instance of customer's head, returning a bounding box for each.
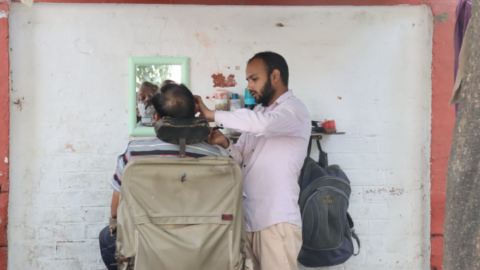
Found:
[160,79,177,92]
[246,51,289,107]
[152,83,196,120]
[137,81,159,106]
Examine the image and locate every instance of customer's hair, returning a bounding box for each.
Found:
[160,80,177,92]
[248,51,289,87]
[152,84,195,119]
[140,81,159,93]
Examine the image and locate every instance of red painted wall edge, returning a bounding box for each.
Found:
[0,0,9,269]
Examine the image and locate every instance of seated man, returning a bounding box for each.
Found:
[136,81,159,127]
[99,83,227,270]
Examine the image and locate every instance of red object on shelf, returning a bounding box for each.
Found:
[321,120,336,130]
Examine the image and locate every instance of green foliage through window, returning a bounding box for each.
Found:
[136,65,172,90]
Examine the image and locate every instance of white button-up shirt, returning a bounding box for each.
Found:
[215,90,311,232]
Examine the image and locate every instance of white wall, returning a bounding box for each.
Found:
[9,4,433,270]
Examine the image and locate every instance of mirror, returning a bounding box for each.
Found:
[129,57,189,136]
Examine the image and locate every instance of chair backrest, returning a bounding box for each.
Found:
[155,117,210,145]
[116,117,246,270]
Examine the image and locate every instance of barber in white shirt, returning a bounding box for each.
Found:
[196,52,311,270]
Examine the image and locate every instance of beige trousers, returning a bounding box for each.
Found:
[245,223,302,270]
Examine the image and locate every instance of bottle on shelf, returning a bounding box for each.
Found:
[230,93,241,111]
[244,88,256,110]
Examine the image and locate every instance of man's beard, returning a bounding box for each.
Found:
[255,77,276,107]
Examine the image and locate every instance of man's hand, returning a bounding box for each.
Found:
[207,128,230,149]
[194,95,215,122]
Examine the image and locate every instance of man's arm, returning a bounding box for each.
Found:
[195,95,307,138]
[111,190,120,218]
[215,105,306,138]
[109,144,129,218]
[206,128,245,164]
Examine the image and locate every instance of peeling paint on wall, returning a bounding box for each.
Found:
[365,187,405,196]
[434,12,449,23]
[12,97,23,110]
[211,73,237,88]
[195,32,212,47]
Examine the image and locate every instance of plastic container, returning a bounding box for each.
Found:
[244,88,257,110]
[213,89,229,111]
[230,93,241,111]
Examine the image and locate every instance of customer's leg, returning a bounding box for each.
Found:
[256,223,303,270]
[99,226,117,270]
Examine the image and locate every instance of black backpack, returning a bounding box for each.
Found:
[297,139,360,267]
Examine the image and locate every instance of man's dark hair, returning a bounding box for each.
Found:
[248,51,289,87]
[152,84,195,119]
[160,80,177,92]
[141,81,159,93]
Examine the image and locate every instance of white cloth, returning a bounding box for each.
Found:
[215,90,311,232]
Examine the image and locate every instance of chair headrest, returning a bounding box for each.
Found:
[155,117,210,145]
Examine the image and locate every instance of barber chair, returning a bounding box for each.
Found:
[114,117,248,270]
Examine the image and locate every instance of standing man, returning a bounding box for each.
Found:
[195,52,311,270]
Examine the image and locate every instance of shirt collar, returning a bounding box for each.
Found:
[271,90,293,106]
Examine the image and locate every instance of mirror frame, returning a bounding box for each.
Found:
[128,56,189,137]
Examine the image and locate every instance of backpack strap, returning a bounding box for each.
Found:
[307,137,312,157]
[307,136,329,168]
[351,231,361,256]
[347,213,361,256]
[316,139,328,168]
